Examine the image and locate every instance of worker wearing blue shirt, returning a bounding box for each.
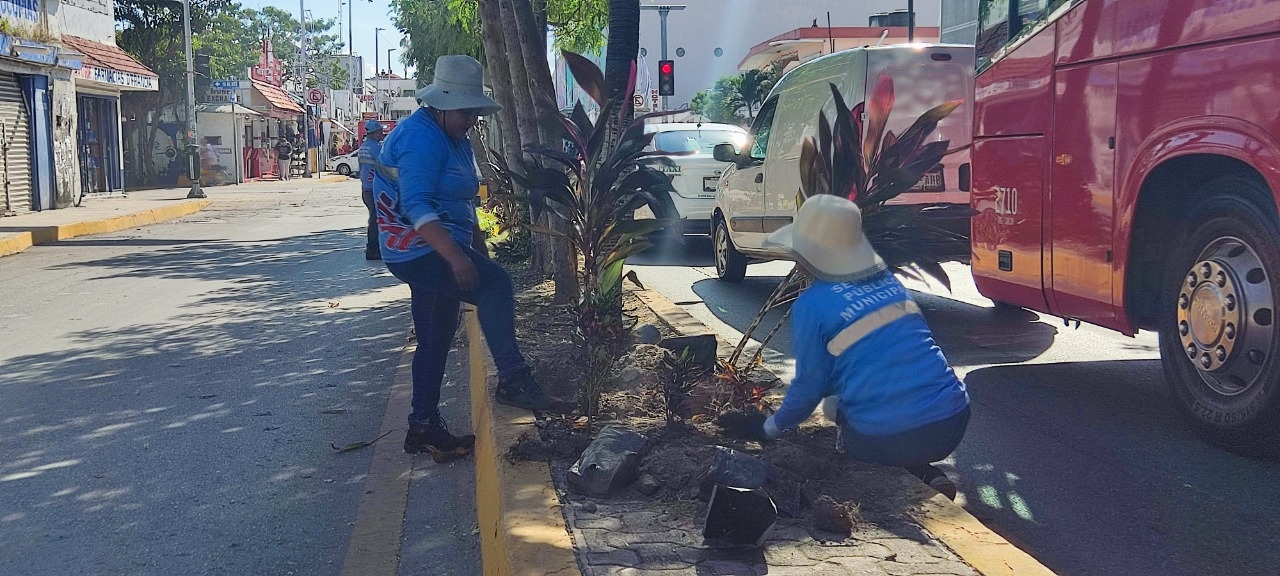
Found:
[372,55,557,463]
[358,120,386,260]
[738,194,970,499]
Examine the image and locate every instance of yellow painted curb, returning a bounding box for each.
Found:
[0,231,34,258]
[633,285,1059,576]
[466,307,581,576]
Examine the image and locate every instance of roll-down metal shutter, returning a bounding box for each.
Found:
[0,72,32,215]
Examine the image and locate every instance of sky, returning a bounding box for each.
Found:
[249,0,414,79]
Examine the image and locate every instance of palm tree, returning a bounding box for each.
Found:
[604,0,639,151]
[735,69,771,119]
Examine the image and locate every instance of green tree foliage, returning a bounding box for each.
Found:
[434,0,607,54]
[690,76,744,125]
[391,0,484,82]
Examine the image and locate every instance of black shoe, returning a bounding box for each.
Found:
[495,367,556,412]
[365,251,382,261]
[911,464,957,500]
[404,417,476,462]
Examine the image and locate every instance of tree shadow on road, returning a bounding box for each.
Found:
[0,226,442,574]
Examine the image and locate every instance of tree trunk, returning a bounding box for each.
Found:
[604,0,640,134]
[477,0,522,172]
[498,0,555,279]
[511,0,577,304]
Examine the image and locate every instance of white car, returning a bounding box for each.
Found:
[632,122,748,235]
[327,152,359,176]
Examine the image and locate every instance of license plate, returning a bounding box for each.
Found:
[908,165,945,193]
[703,176,718,192]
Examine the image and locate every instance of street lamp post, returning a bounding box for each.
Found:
[182,0,205,198]
[640,4,685,111]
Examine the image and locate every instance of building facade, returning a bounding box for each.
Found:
[0,0,155,215]
[633,0,942,108]
[940,0,979,45]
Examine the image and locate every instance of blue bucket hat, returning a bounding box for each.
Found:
[364,120,385,133]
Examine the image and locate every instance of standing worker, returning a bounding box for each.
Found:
[725,194,971,499]
[358,120,387,260]
[372,55,557,462]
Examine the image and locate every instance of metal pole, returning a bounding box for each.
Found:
[183,0,205,198]
[659,8,668,111]
[232,112,241,185]
[375,28,383,119]
[300,0,313,177]
[908,0,915,42]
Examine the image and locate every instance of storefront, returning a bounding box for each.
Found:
[61,36,158,198]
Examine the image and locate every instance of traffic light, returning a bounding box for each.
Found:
[658,60,675,96]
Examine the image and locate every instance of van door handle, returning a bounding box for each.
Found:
[754,173,764,183]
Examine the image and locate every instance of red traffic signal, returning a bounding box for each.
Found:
[658,60,675,96]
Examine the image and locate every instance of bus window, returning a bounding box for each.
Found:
[976,0,1073,71]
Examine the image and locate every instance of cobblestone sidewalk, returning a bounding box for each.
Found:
[553,464,979,576]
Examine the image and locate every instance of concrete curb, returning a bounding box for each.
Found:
[465,307,582,576]
[632,287,1057,576]
[0,199,212,258]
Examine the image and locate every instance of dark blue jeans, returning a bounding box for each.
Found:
[360,188,378,256]
[843,405,970,473]
[385,247,528,426]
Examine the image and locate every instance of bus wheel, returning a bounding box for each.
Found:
[714,216,746,282]
[1159,178,1280,458]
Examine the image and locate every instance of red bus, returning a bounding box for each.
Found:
[970,0,1280,455]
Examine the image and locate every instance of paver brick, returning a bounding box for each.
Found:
[874,539,947,564]
[695,560,767,576]
[603,529,695,550]
[762,543,823,567]
[577,516,624,531]
[587,548,642,567]
[829,557,894,576]
[630,543,696,570]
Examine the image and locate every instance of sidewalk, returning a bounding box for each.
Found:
[0,174,352,258]
[467,287,1059,576]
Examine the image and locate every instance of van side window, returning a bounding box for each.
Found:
[749,98,778,161]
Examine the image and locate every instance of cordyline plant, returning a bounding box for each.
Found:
[718,75,966,412]
[488,51,684,431]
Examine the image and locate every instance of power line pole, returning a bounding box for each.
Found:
[299,0,313,177]
[641,4,685,111]
[183,0,205,198]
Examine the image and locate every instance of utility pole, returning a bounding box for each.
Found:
[182,0,205,198]
[908,0,915,42]
[346,0,354,124]
[299,0,313,177]
[374,28,384,119]
[640,4,685,111]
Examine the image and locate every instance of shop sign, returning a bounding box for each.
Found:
[209,89,237,103]
[0,0,39,24]
[76,65,159,90]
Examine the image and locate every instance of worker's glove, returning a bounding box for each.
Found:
[717,408,773,442]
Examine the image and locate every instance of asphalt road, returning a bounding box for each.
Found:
[0,182,479,576]
[629,236,1280,576]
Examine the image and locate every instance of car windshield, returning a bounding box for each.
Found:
[651,129,747,155]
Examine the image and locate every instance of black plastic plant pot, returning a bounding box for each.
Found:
[701,485,778,549]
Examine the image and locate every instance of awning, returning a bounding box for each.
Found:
[250,79,304,115]
[325,118,355,136]
[62,36,158,92]
[195,103,262,116]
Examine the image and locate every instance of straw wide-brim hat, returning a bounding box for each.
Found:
[763,194,886,283]
[416,55,502,116]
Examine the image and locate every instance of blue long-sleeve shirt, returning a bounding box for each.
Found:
[357,137,382,191]
[371,108,480,263]
[765,272,969,437]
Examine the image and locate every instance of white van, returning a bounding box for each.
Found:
[711,44,974,281]
[633,122,748,235]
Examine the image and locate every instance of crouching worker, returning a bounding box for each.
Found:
[732,194,970,499]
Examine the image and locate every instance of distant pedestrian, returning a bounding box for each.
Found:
[275,138,293,180]
[358,120,386,260]
[372,54,557,462]
[728,194,970,499]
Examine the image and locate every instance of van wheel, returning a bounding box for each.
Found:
[1158,177,1280,458]
[337,164,352,176]
[714,217,746,282]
